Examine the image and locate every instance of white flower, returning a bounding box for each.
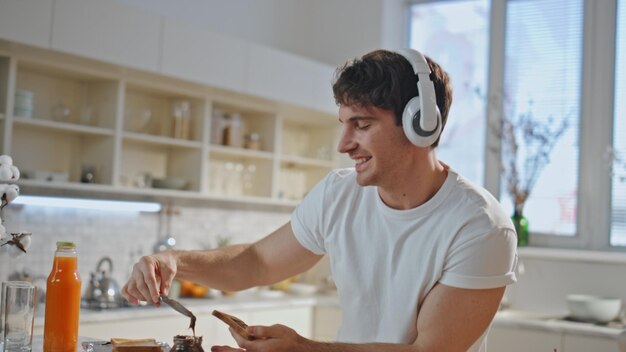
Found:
[4,184,19,203]
[0,165,12,181]
[0,155,13,166]
[10,166,19,181]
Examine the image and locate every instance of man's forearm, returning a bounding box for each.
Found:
[172,244,265,291]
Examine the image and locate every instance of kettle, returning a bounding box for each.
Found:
[83,256,123,309]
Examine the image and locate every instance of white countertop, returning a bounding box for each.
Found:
[493,309,626,339]
[35,294,624,341]
[35,291,340,327]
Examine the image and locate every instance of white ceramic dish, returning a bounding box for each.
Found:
[566,294,622,323]
[288,283,318,296]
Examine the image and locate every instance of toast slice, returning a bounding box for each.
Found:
[211,310,255,340]
[111,338,161,352]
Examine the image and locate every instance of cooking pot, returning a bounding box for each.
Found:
[82,256,124,309]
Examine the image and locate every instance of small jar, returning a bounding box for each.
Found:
[170,335,204,352]
[244,133,261,150]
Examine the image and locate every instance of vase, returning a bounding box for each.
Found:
[511,210,529,247]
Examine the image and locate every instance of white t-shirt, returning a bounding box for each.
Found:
[291,168,517,351]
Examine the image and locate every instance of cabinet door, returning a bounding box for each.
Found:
[313,306,341,341]
[311,62,337,115]
[78,315,191,343]
[198,309,252,347]
[247,44,317,109]
[563,333,619,352]
[248,306,313,339]
[0,0,53,48]
[161,20,248,93]
[488,325,562,352]
[51,0,161,72]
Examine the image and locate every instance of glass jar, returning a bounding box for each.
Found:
[170,335,204,352]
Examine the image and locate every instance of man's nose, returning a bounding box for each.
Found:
[337,128,356,154]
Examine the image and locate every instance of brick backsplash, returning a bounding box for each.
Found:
[0,204,291,287]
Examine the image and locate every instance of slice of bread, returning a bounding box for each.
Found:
[211,310,255,340]
[111,338,161,352]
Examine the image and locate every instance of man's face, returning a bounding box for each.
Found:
[337,104,412,187]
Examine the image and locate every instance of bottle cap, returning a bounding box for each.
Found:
[56,241,76,248]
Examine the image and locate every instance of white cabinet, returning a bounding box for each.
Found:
[488,325,562,352]
[0,0,338,115]
[51,0,161,72]
[489,324,621,352]
[79,315,191,344]
[161,20,248,93]
[563,333,620,352]
[247,44,319,110]
[0,0,53,49]
[71,305,313,350]
[0,44,338,206]
[248,306,313,338]
[313,306,341,341]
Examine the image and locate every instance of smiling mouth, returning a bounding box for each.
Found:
[354,157,371,171]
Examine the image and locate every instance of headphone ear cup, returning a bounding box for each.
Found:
[402,97,441,147]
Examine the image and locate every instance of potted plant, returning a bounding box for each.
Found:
[491,97,571,246]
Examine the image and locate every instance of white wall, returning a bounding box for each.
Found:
[0,204,291,289]
[115,0,385,66]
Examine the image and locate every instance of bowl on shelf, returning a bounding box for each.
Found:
[151,178,188,190]
[566,294,622,323]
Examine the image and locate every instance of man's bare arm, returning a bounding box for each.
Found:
[177,221,322,290]
[220,283,504,352]
[122,222,322,303]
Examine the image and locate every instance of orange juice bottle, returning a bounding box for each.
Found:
[44,241,82,352]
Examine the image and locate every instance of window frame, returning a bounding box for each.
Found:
[406,0,620,250]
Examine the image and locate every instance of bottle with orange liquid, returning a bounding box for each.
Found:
[44,241,82,352]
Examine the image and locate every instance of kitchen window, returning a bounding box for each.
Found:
[408,0,490,186]
[408,0,621,250]
[612,0,626,246]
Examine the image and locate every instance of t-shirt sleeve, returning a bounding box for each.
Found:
[290,173,331,255]
[439,227,518,289]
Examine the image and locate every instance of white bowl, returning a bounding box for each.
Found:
[288,283,318,296]
[566,294,622,323]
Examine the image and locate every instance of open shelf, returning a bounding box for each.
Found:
[1,46,339,207]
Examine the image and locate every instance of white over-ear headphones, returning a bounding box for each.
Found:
[395,48,442,147]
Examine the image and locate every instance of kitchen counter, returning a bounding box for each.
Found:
[493,309,626,339]
[35,294,624,345]
[34,291,340,328]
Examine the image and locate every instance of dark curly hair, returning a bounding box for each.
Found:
[332,50,453,147]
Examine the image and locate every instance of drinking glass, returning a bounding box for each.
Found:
[2,281,37,352]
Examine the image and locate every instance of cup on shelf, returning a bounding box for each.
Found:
[13,90,34,118]
[1,281,37,352]
[172,100,190,140]
[79,106,98,126]
[244,133,262,150]
[51,101,71,122]
[125,108,153,133]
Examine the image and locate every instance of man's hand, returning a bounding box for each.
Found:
[211,324,311,352]
[121,251,178,305]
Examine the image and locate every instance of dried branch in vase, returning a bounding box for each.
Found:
[480,88,573,213]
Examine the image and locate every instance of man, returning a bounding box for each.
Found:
[122,49,518,352]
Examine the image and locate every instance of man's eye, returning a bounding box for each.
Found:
[356,124,370,130]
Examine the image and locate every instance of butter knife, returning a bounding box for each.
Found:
[160,294,197,330]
